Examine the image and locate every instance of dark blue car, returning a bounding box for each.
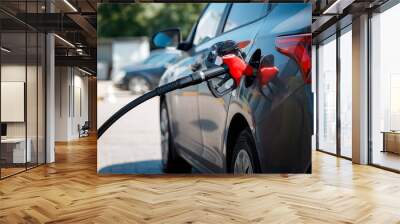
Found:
[113,48,182,94]
[155,3,312,173]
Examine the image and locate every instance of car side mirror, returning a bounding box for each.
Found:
[152,28,181,48]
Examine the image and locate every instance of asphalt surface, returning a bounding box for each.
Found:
[97,81,163,174]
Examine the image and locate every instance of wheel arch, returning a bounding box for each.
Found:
[160,94,166,108]
[127,74,153,89]
[159,94,174,140]
[225,113,251,172]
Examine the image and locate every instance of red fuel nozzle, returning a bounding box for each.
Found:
[222,54,253,86]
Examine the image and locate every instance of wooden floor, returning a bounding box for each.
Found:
[1,167,26,178]
[1,136,400,223]
[373,151,400,171]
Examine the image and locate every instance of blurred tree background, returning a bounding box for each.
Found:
[98,3,206,39]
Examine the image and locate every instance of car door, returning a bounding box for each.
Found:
[168,57,200,154]
[196,3,269,171]
[169,3,228,167]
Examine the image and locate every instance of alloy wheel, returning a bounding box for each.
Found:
[160,106,170,167]
[233,149,254,174]
[129,77,150,94]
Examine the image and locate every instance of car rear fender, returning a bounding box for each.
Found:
[223,92,257,171]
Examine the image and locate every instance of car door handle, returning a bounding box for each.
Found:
[191,53,208,72]
[191,62,202,72]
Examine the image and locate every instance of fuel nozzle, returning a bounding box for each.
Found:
[206,40,248,67]
[206,40,254,97]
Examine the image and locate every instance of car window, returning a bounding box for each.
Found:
[143,53,179,66]
[143,54,163,65]
[193,3,227,46]
[223,3,267,32]
[154,53,179,65]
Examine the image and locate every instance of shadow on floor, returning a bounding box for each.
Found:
[98,160,163,174]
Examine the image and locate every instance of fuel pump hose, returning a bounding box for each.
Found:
[97,65,228,139]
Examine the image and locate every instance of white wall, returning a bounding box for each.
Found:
[55,66,69,141]
[71,73,89,138]
[1,63,46,164]
[1,65,33,138]
[55,67,89,141]
[1,82,25,122]
[1,66,26,137]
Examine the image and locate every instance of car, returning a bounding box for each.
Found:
[113,48,182,94]
[155,3,312,173]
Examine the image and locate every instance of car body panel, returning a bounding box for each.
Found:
[221,4,312,173]
[196,14,266,171]
[168,57,205,159]
[160,3,312,173]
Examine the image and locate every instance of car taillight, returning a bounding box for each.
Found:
[276,33,311,84]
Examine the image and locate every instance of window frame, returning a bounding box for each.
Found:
[221,3,269,34]
[191,3,230,47]
[0,1,47,180]
[368,0,400,173]
[315,22,353,161]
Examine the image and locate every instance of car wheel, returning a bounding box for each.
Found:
[231,128,261,174]
[128,76,151,94]
[160,100,191,173]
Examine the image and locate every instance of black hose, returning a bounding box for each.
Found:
[97,66,228,139]
[97,90,158,139]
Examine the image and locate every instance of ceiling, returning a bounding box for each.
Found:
[311,0,390,40]
[3,0,393,74]
[0,0,97,74]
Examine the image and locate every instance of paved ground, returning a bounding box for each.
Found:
[97,81,163,174]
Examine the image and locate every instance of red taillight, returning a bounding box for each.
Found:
[276,34,311,84]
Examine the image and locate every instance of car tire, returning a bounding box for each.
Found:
[128,76,151,95]
[231,128,261,174]
[160,100,192,173]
